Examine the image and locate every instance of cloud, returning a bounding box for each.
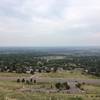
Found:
[0,0,100,46]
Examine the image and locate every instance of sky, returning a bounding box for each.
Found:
[0,0,100,47]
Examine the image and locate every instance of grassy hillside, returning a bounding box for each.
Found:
[0,72,99,100]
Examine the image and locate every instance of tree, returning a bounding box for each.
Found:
[26,80,30,85]
[22,78,25,83]
[38,69,42,73]
[51,85,53,89]
[76,83,81,89]
[17,78,20,83]
[34,80,36,83]
[30,70,34,75]
[53,67,57,72]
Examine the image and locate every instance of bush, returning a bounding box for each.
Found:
[55,82,62,90]
[82,82,85,85]
[68,97,83,100]
[76,83,81,88]
[55,82,70,90]
[63,82,70,90]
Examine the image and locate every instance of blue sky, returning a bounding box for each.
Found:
[0,0,100,47]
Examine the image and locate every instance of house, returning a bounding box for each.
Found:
[57,67,64,72]
[74,68,84,71]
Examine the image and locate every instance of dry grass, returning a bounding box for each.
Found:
[36,71,98,79]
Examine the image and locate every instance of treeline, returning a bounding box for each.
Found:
[0,53,100,76]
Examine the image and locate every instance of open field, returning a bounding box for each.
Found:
[0,72,31,77]
[0,71,100,100]
[35,71,99,79]
[81,84,100,94]
[0,82,100,100]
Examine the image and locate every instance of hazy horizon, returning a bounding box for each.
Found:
[0,46,100,48]
[0,0,100,47]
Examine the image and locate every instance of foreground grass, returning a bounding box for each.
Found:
[0,72,100,100]
[81,84,100,94]
[0,91,100,100]
[0,79,100,100]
